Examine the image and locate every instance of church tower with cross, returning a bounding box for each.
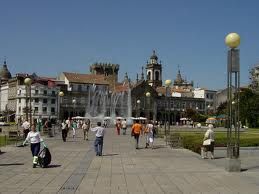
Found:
[146,50,162,88]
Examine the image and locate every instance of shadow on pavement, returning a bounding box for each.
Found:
[102,153,119,157]
[0,163,24,166]
[152,145,167,149]
[0,151,6,155]
[243,165,259,171]
[45,164,62,168]
[213,156,225,159]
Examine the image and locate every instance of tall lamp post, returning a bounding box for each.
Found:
[137,99,141,117]
[24,77,32,126]
[225,32,241,172]
[145,92,151,120]
[58,91,64,122]
[165,79,172,144]
[72,98,76,118]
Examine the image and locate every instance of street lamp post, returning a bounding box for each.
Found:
[58,91,64,122]
[225,32,241,172]
[165,79,172,145]
[24,77,32,126]
[145,92,151,120]
[137,99,141,117]
[72,98,76,118]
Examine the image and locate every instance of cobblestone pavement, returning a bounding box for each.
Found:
[1,127,259,194]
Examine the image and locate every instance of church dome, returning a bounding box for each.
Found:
[150,50,158,60]
[0,63,12,80]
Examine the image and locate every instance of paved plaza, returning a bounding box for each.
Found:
[1,128,259,194]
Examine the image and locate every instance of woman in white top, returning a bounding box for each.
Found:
[202,124,215,159]
[23,123,46,168]
[145,121,154,149]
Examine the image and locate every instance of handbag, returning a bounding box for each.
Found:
[203,139,211,146]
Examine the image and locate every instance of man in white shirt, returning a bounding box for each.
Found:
[22,120,30,140]
[91,121,105,156]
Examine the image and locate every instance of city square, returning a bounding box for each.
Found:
[1,0,259,193]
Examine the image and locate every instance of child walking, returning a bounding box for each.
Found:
[23,123,47,168]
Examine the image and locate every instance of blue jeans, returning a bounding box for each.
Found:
[94,137,103,155]
[31,142,40,157]
[134,134,140,149]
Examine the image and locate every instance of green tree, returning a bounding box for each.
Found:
[216,102,227,116]
[239,88,259,127]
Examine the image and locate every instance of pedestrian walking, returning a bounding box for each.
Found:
[82,119,90,140]
[145,121,154,149]
[23,123,47,168]
[72,120,77,138]
[65,117,71,136]
[91,121,105,156]
[115,119,121,135]
[103,119,108,128]
[202,124,215,159]
[122,119,127,135]
[22,120,30,140]
[131,120,142,149]
[44,118,53,137]
[61,120,68,142]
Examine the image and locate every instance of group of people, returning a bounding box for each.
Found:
[115,119,127,135]
[60,118,91,142]
[131,120,157,149]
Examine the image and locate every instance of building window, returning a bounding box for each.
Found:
[52,91,55,96]
[35,98,39,103]
[18,99,21,103]
[18,107,21,113]
[34,107,38,113]
[44,90,47,95]
[35,90,39,95]
[51,99,56,104]
[51,107,55,113]
[43,99,48,104]
[42,107,47,113]
[78,85,82,92]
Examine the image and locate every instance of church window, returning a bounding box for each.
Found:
[155,71,159,81]
[147,72,151,80]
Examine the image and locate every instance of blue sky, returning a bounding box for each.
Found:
[0,0,259,90]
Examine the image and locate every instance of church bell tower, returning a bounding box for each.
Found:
[146,50,162,88]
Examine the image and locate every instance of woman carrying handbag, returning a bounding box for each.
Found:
[201,124,215,159]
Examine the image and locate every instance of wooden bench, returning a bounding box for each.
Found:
[8,131,23,146]
[167,134,182,148]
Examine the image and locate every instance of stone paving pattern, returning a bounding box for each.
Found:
[1,128,259,194]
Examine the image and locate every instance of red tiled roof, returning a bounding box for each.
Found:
[115,83,130,92]
[63,72,109,85]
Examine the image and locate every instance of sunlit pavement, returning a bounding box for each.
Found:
[1,128,259,194]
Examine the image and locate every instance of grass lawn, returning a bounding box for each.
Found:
[157,128,259,153]
[0,135,7,147]
[0,135,23,147]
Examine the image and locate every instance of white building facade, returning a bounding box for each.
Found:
[193,88,217,112]
[16,83,59,122]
